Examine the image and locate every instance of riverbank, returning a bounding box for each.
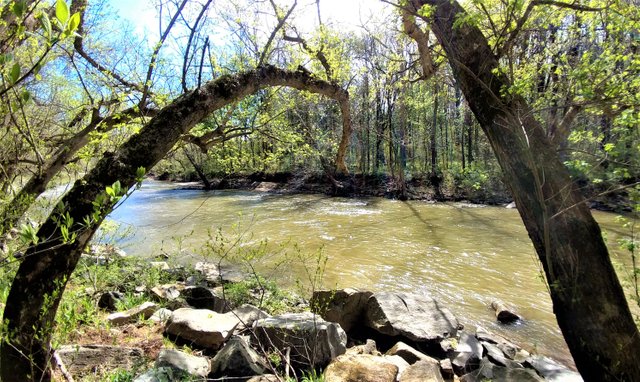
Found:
[154,171,635,212]
[30,248,581,381]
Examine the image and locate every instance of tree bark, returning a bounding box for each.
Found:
[0,65,352,382]
[409,1,640,380]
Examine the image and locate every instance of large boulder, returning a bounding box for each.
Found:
[253,312,347,369]
[324,354,399,382]
[149,284,182,303]
[164,308,239,349]
[210,335,268,378]
[56,345,143,378]
[155,348,210,378]
[399,358,445,382]
[386,341,434,364]
[230,304,270,331]
[365,292,458,348]
[311,288,373,332]
[107,301,158,325]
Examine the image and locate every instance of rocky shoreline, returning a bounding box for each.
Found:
[54,248,583,381]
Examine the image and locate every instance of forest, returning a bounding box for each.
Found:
[0,0,638,381]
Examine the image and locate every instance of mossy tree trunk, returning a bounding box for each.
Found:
[408,1,640,380]
[0,65,351,382]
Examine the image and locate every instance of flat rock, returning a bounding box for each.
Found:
[254,312,346,369]
[230,304,270,331]
[451,332,483,375]
[482,341,522,368]
[194,261,249,285]
[399,358,445,382]
[133,367,190,382]
[311,288,373,332]
[347,339,379,356]
[149,308,173,323]
[324,354,399,382]
[476,326,523,360]
[246,375,280,382]
[165,308,239,349]
[156,348,210,378]
[210,335,268,378]
[107,301,158,325]
[365,292,458,345]
[57,344,143,378]
[386,341,433,364]
[526,355,583,382]
[150,284,182,302]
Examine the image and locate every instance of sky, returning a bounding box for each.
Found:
[107,0,390,40]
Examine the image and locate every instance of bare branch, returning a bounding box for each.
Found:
[259,0,297,66]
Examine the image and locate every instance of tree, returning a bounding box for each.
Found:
[406,0,640,380]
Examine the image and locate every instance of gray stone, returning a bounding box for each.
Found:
[439,358,454,379]
[133,367,189,382]
[155,348,210,377]
[476,326,522,360]
[311,288,373,332]
[482,341,523,368]
[165,308,239,349]
[461,357,543,382]
[365,292,458,344]
[182,285,227,312]
[230,304,270,331]
[324,354,399,382]
[451,332,482,375]
[383,354,410,376]
[107,301,158,325]
[210,335,268,378]
[399,359,445,382]
[149,284,182,302]
[254,312,346,369]
[506,201,517,209]
[98,291,123,312]
[526,355,583,382]
[194,261,249,285]
[57,345,143,378]
[246,375,280,382]
[149,308,173,323]
[346,339,379,356]
[386,341,433,365]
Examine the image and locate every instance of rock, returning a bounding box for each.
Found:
[156,348,210,378]
[165,308,239,349]
[324,354,399,382]
[97,291,123,311]
[451,332,483,375]
[133,367,190,382]
[461,357,543,382]
[311,288,373,332]
[482,341,522,368]
[254,181,279,191]
[384,354,410,375]
[525,355,583,381]
[57,344,143,378]
[365,292,458,348]
[476,326,523,360]
[150,284,182,302]
[491,300,521,323]
[149,308,173,323]
[386,341,434,364]
[347,339,379,356]
[210,335,268,378]
[107,301,158,325]
[254,312,347,369]
[399,358,445,382]
[506,201,517,209]
[182,285,227,312]
[439,358,454,379]
[229,304,270,331]
[150,261,170,270]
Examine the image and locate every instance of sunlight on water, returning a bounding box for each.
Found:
[105,180,634,368]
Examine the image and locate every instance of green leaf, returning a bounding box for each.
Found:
[56,0,70,24]
[39,13,52,39]
[12,1,27,18]
[67,12,80,33]
[21,90,30,102]
[9,63,21,84]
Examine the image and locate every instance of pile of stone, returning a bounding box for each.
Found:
[58,267,582,382]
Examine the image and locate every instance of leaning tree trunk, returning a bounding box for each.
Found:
[0,65,352,382]
[409,1,640,380]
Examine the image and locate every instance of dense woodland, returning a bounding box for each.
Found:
[0,0,638,381]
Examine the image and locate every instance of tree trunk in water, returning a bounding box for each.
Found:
[410,1,640,380]
[0,65,352,382]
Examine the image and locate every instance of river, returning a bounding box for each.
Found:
[104,179,635,368]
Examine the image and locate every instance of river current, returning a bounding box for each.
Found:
[104,180,634,367]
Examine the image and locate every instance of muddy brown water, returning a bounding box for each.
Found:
[104,180,636,368]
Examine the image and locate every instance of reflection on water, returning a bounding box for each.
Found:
[105,180,632,367]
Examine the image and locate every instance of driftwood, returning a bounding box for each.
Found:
[491,300,521,323]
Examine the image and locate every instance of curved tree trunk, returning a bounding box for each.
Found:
[0,65,352,382]
[408,1,640,380]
